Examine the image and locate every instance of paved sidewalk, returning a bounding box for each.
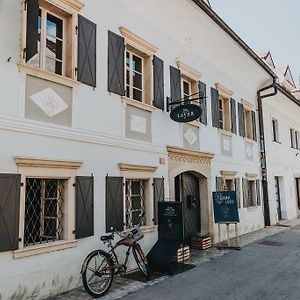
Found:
[51,218,300,300]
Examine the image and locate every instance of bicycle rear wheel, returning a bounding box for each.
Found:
[81,250,114,298]
[132,243,150,278]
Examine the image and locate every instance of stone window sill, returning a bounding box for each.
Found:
[247,206,258,211]
[18,63,80,88]
[122,96,155,112]
[218,128,233,137]
[244,137,255,144]
[13,240,77,259]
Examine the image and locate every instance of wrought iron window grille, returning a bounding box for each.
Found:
[24,178,64,247]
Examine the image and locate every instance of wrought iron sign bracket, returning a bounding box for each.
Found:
[166,91,206,112]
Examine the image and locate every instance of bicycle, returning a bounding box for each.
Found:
[81,225,150,298]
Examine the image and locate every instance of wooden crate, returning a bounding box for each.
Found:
[172,246,190,262]
[191,237,212,250]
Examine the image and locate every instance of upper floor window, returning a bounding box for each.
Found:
[211,84,236,133]
[290,128,299,149]
[108,28,160,108]
[272,119,279,142]
[27,9,64,76]
[126,50,144,102]
[243,108,253,140]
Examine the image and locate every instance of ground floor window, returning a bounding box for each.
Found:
[24,178,65,247]
[125,179,147,228]
[247,180,256,207]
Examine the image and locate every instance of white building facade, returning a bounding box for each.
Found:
[0,0,278,298]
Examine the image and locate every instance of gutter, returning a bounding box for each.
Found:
[192,0,276,78]
[257,78,278,226]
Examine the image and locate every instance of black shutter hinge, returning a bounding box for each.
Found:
[23,48,27,60]
[20,182,24,187]
[73,183,76,187]
[72,230,75,234]
[75,25,78,35]
[19,237,22,242]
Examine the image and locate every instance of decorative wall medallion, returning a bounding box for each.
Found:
[30,88,68,117]
[130,115,146,134]
[246,144,253,157]
[223,138,231,151]
[184,128,197,145]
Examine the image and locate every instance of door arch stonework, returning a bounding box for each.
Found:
[167,146,214,238]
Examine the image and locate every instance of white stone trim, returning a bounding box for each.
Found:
[122,96,155,112]
[119,26,158,56]
[176,60,202,82]
[0,114,166,155]
[14,157,82,169]
[18,63,80,88]
[241,98,254,110]
[13,240,77,259]
[215,83,233,98]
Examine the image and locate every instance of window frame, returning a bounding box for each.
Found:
[21,0,83,82]
[125,49,145,103]
[243,107,253,140]
[272,118,279,142]
[13,157,82,259]
[290,128,296,148]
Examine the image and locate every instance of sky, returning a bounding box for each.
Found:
[210,0,300,87]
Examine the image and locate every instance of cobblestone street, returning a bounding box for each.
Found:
[51,218,300,300]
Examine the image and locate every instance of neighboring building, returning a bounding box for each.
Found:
[260,52,300,224]
[0,0,282,298]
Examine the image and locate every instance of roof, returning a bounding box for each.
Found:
[191,0,276,79]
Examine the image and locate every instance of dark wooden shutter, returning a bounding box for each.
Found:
[77,15,97,87]
[153,56,164,110]
[211,87,220,128]
[256,179,261,206]
[231,98,237,134]
[170,66,181,107]
[25,0,39,62]
[108,31,125,95]
[216,177,224,191]
[199,81,207,125]
[242,178,248,208]
[106,176,124,232]
[235,178,241,208]
[75,176,94,239]
[0,174,21,252]
[252,110,257,141]
[238,102,245,137]
[153,177,164,225]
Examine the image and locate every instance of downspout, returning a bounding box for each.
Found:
[257,77,278,226]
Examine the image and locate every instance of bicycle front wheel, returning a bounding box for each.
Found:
[132,243,150,278]
[81,250,114,298]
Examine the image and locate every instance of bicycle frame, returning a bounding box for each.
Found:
[106,236,136,272]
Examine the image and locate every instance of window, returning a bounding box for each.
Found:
[296,131,299,149]
[272,119,279,142]
[225,179,234,191]
[27,7,65,76]
[125,179,147,228]
[219,97,231,131]
[24,178,65,246]
[247,180,256,207]
[244,108,253,139]
[126,50,144,102]
[182,79,192,102]
[242,177,261,208]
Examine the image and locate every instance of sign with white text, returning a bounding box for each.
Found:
[213,191,239,223]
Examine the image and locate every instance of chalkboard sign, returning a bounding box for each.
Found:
[213,191,239,223]
[158,202,184,242]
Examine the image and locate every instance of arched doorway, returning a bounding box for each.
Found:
[175,172,201,243]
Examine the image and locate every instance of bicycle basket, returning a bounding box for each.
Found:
[130,225,144,241]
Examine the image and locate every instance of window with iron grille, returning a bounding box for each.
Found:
[24,178,64,247]
[125,179,146,228]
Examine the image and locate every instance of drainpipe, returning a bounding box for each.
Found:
[257,77,278,226]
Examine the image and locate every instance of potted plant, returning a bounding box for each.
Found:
[191,232,212,250]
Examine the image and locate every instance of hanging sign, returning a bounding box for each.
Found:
[213,191,239,223]
[170,104,202,123]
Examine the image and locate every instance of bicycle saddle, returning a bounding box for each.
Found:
[100,234,114,241]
